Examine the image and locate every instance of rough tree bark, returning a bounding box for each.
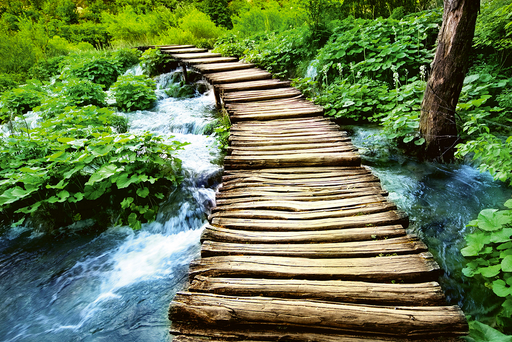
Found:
[420,0,480,161]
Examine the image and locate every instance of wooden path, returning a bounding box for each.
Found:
[157,45,468,341]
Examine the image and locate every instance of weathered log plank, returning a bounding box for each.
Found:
[201,225,405,244]
[201,234,427,258]
[223,88,303,103]
[189,252,440,281]
[211,210,408,231]
[181,57,238,64]
[215,189,389,205]
[221,168,370,181]
[164,47,207,54]
[224,152,360,168]
[207,69,272,84]
[193,62,254,73]
[169,293,467,337]
[230,146,357,156]
[211,203,397,221]
[214,194,387,212]
[215,79,291,92]
[230,137,349,146]
[189,276,446,306]
[170,52,222,59]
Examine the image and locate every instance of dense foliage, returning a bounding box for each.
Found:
[111,74,157,112]
[0,48,187,233]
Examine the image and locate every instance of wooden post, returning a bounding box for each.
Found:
[214,87,222,107]
[181,64,189,84]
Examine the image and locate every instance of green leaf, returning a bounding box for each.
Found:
[116,173,140,189]
[504,199,512,209]
[478,264,501,278]
[68,192,84,203]
[121,197,134,209]
[127,212,141,230]
[85,164,122,186]
[136,187,150,198]
[491,228,512,243]
[492,279,512,297]
[502,255,512,272]
[0,186,34,205]
[467,320,512,342]
[477,209,509,231]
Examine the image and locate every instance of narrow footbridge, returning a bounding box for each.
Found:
[155,45,468,341]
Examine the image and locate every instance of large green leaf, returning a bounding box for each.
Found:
[85,164,122,186]
[0,186,35,205]
[502,255,512,272]
[479,264,501,278]
[492,279,512,297]
[477,209,510,231]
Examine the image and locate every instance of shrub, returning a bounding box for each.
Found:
[1,85,44,115]
[61,78,107,107]
[140,48,174,77]
[66,56,121,89]
[29,55,67,81]
[0,105,186,232]
[462,198,512,332]
[111,74,157,112]
[112,48,141,71]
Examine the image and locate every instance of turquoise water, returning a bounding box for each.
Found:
[349,125,512,322]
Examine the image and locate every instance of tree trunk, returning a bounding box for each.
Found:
[420,0,480,161]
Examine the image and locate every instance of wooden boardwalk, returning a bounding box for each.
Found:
[159,45,468,341]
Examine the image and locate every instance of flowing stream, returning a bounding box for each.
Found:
[0,70,222,342]
[348,125,512,320]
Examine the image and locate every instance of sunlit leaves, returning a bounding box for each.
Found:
[463,199,512,331]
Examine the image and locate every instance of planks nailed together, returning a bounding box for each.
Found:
[161,45,468,341]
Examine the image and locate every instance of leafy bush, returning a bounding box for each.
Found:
[316,77,391,122]
[315,10,441,87]
[462,198,512,332]
[140,48,174,77]
[165,83,196,98]
[29,55,67,81]
[1,85,44,115]
[112,48,141,71]
[66,57,121,89]
[0,73,22,93]
[474,0,512,53]
[111,74,157,112]
[0,105,186,232]
[60,78,107,107]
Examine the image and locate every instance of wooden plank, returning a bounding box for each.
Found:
[211,210,407,231]
[223,152,361,168]
[223,88,303,103]
[214,194,387,212]
[207,69,272,84]
[215,190,389,205]
[220,174,378,190]
[157,44,195,49]
[171,52,222,59]
[164,47,207,54]
[194,62,254,73]
[181,57,238,64]
[222,168,369,181]
[230,137,350,146]
[170,325,460,342]
[189,276,446,306]
[230,146,357,156]
[216,79,291,92]
[212,204,397,221]
[189,253,441,281]
[169,293,467,337]
[201,235,427,258]
[201,225,406,244]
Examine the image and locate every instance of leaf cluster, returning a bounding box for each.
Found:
[462,199,512,331]
[0,105,187,232]
[111,74,157,112]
